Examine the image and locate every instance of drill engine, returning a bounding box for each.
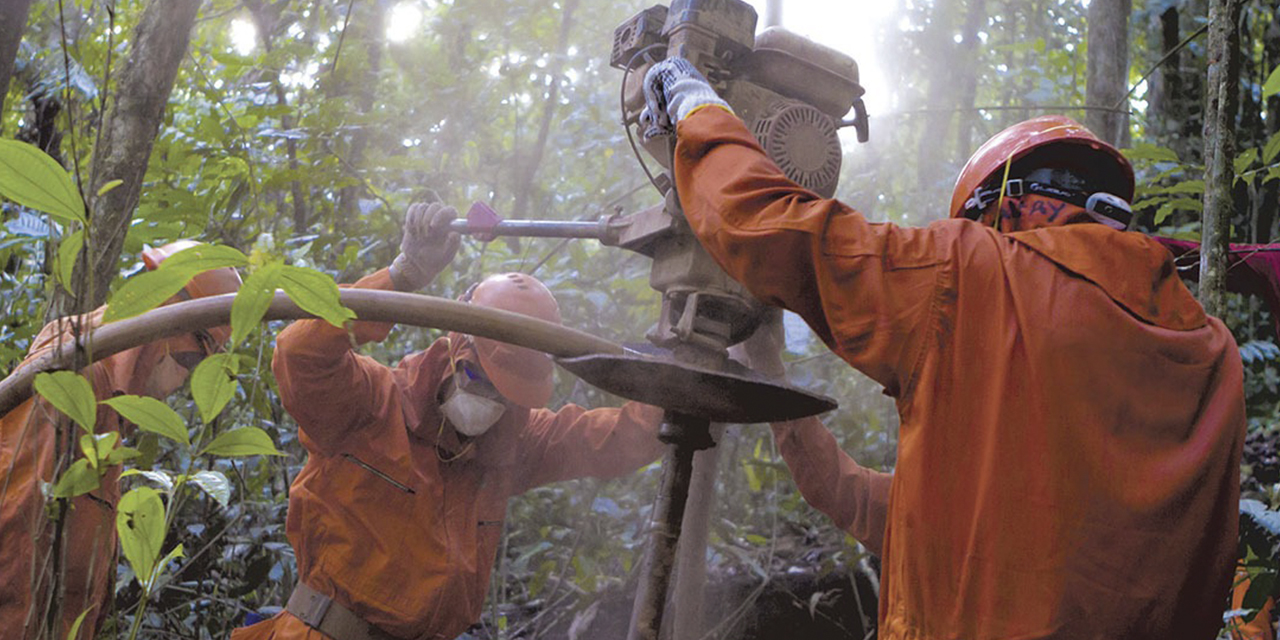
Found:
[609,0,868,357]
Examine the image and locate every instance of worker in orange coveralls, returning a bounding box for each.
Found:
[233,201,664,640]
[1230,567,1276,640]
[642,58,1245,639]
[0,240,241,640]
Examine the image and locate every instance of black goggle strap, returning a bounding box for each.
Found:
[963,179,1131,230]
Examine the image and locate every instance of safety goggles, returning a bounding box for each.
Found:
[449,342,503,400]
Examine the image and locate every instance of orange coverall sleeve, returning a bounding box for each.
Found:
[772,418,891,556]
[512,401,665,493]
[272,269,398,454]
[673,107,942,396]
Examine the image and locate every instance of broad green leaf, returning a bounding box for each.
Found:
[103,395,190,446]
[230,261,283,346]
[116,487,166,588]
[56,229,83,292]
[280,266,356,328]
[103,268,190,322]
[190,353,239,423]
[65,607,92,640]
[95,179,123,197]
[145,543,184,590]
[1235,148,1259,175]
[103,446,139,465]
[78,432,118,469]
[0,139,85,223]
[190,470,231,506]
[34,371,97,432]
[200,426,285,457]
[122,468,174,492]
[1122,143,1179,164]
[1264,63,1280,100]
[52,459,100,498]
[1264,132,1280,165]
[158,243,248,274]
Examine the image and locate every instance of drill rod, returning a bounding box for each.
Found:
[627,412,706,640]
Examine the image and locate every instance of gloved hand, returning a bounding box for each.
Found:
[640,57,733,138]
[389,202,460,292]
[728,308,787,380]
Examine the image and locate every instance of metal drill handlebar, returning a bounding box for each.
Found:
[448,218,613,241]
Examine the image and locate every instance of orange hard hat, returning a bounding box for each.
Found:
[141,240,242,346]
[468,272,562,408]
[950,115,1134,220]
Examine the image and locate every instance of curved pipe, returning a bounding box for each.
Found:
[0,289,626,417]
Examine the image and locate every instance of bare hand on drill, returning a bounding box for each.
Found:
[389,202,461,292]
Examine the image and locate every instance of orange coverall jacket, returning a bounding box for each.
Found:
[772,420,892,556]
[0,310,149,640]
[234,269,664,640]
[675,107,1245,639]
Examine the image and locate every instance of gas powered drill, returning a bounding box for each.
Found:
[447,3,868,637]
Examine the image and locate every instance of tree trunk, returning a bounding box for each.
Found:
[954,0,987,156]
[510,0,580,221]
[1147,7,1187,156]
[247,0,310,232]
[916,0,960,191]
[46,0,204,317]
[1200,0,1243,318]
[0,0,34,125]
[1085,0,1131,146]
[1256,11,1279,243]
[328,0,387,235]
[764,0,782,28]
[671,425,725,640]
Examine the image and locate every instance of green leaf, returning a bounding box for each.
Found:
[95,179,123,197]
[103,268,190,322]
[1264,63,1280,100]
[116,487,166,589]
[0,139,85,223]
[189,470,231,506]
[56,229,83,292]
[230,261,283,347]
[157,243,248,274]
[34,371,97,432]
[122,468,174,492]
[199,426,284,457]
[190,353,239,423]
[78,432,118,469]
[1235,148,1259,175]
[1264,132,1280,165]
[65,606,92,640]
[280,265,356,328]
[146,543,184,590]
[52,459,100,498]
[103,446,140,465]
[103,395,190,446]
[1122,143,1180,164]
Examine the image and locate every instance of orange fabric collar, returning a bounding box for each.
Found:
[1008,224,1207,330]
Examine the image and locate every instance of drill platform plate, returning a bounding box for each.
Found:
[556,353,837,423]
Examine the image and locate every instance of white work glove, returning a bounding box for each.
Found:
[640,57,733,139]
[389,202,460,292]
[728,308,787,380]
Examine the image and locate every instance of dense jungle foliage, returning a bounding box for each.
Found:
[1,0,1279,637]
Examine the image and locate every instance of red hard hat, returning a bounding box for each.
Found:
[141,240,242,346]
[950,115,1134,219]
[469,273,562,408]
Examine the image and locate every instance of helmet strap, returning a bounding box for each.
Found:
[964,178,1132,231]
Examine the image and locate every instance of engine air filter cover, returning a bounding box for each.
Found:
[753,101,843,198]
